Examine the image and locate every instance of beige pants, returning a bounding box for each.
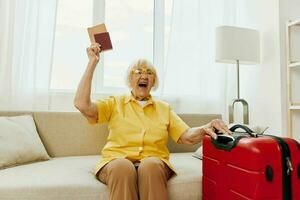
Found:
[97,157,173,200]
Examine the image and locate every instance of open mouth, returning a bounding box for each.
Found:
[138,83,148,88]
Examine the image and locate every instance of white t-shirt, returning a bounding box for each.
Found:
[137,100,147,107]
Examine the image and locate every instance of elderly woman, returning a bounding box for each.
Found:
[74,43,231,200]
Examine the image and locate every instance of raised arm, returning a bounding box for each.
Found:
[74,43,101,123]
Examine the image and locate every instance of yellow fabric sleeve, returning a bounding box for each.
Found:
[168,109,190,143]
[88,96,115,125]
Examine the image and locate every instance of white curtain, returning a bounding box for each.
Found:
[161,0,236,119]
[0,0,57,111]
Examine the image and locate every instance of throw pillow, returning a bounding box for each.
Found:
[0,115,50,169]
[193,145,203,160]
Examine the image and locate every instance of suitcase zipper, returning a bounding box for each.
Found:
[266,136,292,200]
[286,157,293,175]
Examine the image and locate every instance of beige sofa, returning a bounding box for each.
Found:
[0,111,220,200]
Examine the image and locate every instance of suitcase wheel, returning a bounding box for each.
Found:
[265,165,273,182]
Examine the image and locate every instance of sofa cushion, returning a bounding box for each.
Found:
[169,153,202,200]
[0,153,202,200]
[0,115,50,169]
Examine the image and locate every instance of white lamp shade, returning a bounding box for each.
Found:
[215,26,260,64]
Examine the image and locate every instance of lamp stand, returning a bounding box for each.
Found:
[229,60,249,124]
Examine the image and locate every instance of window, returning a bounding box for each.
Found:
[50,0,94,91]
[103,0,153,89]
[50,0,172,92]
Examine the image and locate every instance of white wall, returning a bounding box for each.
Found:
[279,0,300,139]
[231,0,282,135]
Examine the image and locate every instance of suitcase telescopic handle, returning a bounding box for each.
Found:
[229,124,257,137]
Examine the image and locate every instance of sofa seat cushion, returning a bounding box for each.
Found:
[0,153,202,200]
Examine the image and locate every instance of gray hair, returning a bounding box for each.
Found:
[125,59,159,91]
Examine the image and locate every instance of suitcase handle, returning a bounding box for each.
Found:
[229,124,257,137]
[211,124,255,151]
[211,124,257,151]
[211,135,241,151]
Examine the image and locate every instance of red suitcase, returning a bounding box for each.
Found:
[202,125,300,200]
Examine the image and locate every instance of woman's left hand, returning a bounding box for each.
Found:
[178,119,232,145]
[202,119,232,139]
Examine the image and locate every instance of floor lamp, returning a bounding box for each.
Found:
[215,26,260,124]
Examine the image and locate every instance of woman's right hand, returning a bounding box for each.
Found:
[86,43,101,65]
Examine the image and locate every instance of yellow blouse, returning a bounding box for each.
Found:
[91,94,189,175]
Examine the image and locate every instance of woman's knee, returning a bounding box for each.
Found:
[106,158,137,180]
[138,157,164,174]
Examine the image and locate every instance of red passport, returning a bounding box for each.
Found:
[94,32,113,51]
[87,23,113,52]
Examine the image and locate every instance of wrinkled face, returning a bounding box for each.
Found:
[129,66,156,100]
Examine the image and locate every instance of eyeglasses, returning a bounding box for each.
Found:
[131,68,155,76]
